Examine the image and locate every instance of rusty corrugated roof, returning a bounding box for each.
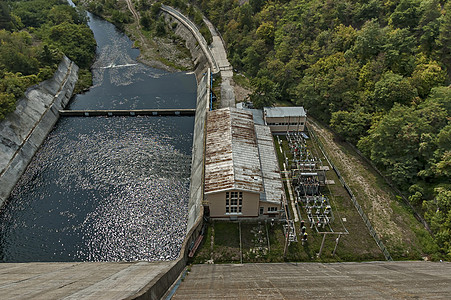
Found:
[205,108,262,194]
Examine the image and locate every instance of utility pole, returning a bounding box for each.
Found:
[283,228,290,258]
[332,234,341,256]
[317,232,348,258]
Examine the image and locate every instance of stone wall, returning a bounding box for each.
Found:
[0,56,79,207]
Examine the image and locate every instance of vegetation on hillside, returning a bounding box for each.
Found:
[190,0,450,259]
[0,0,96,120]
[78,0,212,44]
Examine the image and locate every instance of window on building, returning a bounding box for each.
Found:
[226,191,242,214]
[268,207,278,212]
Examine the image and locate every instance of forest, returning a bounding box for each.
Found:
[187,0,450,259]
[0,0,96,120]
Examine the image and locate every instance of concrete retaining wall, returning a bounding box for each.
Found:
[128,13,211,298]
[186,71,209,232]
[0,56,79,207]
[161,3,211,240]
[161,11,210,81]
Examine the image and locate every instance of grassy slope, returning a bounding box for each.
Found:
[308,119,434,260]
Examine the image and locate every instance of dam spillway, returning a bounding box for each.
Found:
[0,12,196,262]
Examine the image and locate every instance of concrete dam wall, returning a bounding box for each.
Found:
[161,6,213,80]
[0,56,79,207]
[130,9,213,300]
[161,4,213,233]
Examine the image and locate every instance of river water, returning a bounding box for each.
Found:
[0,12,196,262]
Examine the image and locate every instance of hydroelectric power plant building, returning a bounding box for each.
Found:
[204,108,285,219]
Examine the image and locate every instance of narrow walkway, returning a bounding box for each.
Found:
[202,18,235,108]
[283,161,299,223]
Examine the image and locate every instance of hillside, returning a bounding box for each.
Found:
[191,0,450,260]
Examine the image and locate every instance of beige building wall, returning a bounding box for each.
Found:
[258,202,281,216]
[265,116,307,132]
[207,190,260,218]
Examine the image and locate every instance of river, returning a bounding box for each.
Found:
[0,10,196,262]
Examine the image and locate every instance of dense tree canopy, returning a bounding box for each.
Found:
[190,0,451,259]
[0,0,96,120]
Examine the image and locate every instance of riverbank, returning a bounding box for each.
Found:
[0,56,79,207]
[75,0,193,73]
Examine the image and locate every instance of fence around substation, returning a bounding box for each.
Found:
[306,123,393,261]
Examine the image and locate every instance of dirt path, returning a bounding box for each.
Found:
[308,121,421,253]
[125,0,140,24]
[121,1,192,71]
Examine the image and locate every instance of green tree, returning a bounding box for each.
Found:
[383,28,416,76]
[372,71,418,111]
[249,76,279,109]
[151,2,162,18]
[0,92,16,120]
[250,0,265,13]
[424,187,451,259]
[353,0,383,27]
[11,0,59,28]
[426,86,451,114]
[417,0,441,53]
[0,30,40,75]
[409,61,446,98]
[0,1,13,30]
[140,13,152,30]
[352,19,386,62]
[438,1,451,77]
[389,0,421,30]
[295,52,360,121]
[358,99,448,188]
[330,107,373,144]
[45,22,96,69]
[238,3,254,30]
[155,16,166,37]
[256,22,275,45]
